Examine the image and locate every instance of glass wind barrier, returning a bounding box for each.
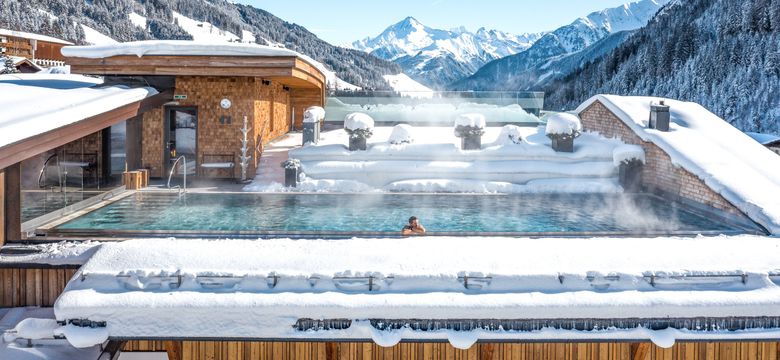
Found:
[325,91,545,126]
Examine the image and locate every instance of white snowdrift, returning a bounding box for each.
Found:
[545,112,582,135]
[577,95,780,234]
[454,113,486,128]
[53,236,780,347]
[0,74,158,149]
[388,124,414,144]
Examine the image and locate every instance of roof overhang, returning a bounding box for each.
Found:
[0,89,172,170]
[66,55,326,90]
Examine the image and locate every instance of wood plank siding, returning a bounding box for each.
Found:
[120,340,780,360]
[0,266,78,307]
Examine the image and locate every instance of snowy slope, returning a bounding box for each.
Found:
[383,73,432,96]
[352,17,543,88]
[452,0,669,90]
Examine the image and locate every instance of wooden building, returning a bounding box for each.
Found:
[0,28,72,64]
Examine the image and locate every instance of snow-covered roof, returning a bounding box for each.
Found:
[576,95,780,235]
[7,56,42,71]
[0,28,74,45]
[54,236,780,348]
[0,73,158,149]
[746,132,780,146]
[61,40,328,76]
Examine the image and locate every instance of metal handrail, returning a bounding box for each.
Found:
[166,155,187,194]
[37,153,62,190]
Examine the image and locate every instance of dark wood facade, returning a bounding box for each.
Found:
[0,32,71,61]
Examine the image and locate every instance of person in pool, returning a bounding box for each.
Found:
[401,216,426,235]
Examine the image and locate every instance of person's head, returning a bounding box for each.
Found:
[408,216,418,226]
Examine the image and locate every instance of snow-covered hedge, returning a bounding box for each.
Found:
[454,113,486,138]
[389,124,414,145]
[613,145,646,166]
[496,125,523,145]
[545,113,582,137]
[303,106,325,123]
[344,113,374,131]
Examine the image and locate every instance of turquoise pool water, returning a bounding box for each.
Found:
[52,192,736,235]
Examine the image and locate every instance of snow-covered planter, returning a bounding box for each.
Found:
[545,113,582,153]
[281,159,302,187]
[303,106,325,145]
[389,124,414,145]
[496,125,523,145]
[454,113,486,150]
[613,145,646,193]
[344,113,374,151]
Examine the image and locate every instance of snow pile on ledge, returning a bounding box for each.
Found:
[454,113,486,128]
[388,124,414,144]
[545,112,582,135]
[577,95,780,234]
[613,144,646,166]
[0,74,158,149]
[495,125,524,145]
[344,113,374,131]
[274,126,626,191]
[303,106,325,123]
[61,40,328,75]
[0,241,101,266]
[53,236,780,347]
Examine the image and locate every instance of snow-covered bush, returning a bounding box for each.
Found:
[303,106,325,123]
[344,112,374,139]
[545,113,582,138]
[453,113,486,138]
[389,124,414,144]
[0,56,18,74]
[612,145,646,166]
[280,158,301,169]
[496,125,523,145]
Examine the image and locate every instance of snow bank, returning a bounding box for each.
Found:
[577,95,780,234]
[388,124,414,144]
[612,144,645,166]
[545,112,582,135]
[0,74,157,149]
[52,236,780,344]
[494,125,524,145]
[303,106,325,123]
[454,113,486,128]
[344,113,374,131]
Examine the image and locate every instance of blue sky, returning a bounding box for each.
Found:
[240,0,634,45]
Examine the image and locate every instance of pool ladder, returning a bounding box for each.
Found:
[167,155,187,195]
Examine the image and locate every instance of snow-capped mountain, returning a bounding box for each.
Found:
[351,17,544,89]
[451,0,670,90]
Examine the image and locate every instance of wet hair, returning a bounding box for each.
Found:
[408,216,417,223]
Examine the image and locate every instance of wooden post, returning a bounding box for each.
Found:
[631,342,651,360]
[122,171,143,190]
[164,341,182,360]
[4,163,21,242]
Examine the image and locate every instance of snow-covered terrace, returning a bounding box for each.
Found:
[50,236,780,349]
[577,95,780,235]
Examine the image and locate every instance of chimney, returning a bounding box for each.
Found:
[649,100,670,132]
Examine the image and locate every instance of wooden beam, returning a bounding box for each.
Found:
[325,342,339,360]
[3,163,21,242]
[631,342,651,360]
[0,90,172,170]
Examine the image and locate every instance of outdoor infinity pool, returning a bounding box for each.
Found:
[47,192,742,236]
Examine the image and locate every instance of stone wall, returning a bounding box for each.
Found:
[579,101,742,216]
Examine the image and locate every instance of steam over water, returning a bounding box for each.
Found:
[56,193,733,234]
